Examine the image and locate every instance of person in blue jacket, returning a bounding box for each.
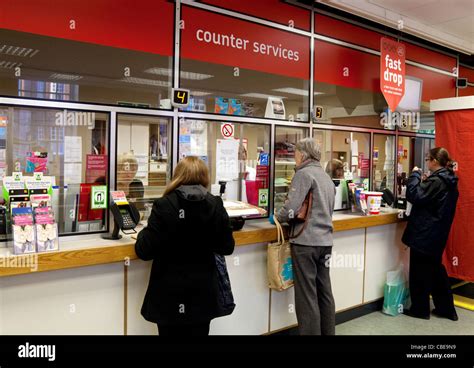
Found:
[402,147,459,321]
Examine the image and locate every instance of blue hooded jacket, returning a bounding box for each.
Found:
[402,168,459,258]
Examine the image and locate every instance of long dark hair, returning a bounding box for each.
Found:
[428,147,455,171]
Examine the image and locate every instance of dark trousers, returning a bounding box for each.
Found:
[409,248,456,316]
[157,321,210,336]
[291,244,335,335]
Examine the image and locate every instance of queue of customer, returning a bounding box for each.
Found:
[135,142,459,336]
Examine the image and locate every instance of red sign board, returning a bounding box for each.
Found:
[256,165,269,188]
[1,0,174,56]
[86,154,108,184]
[181,6,310,80]
[380,37,406,112]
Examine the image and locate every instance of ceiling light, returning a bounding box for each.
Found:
[191,91,212,97]
[50,73,83,81]
[144,67,213,80]
[240,93,286,99]
[0,44,39,58]
[272,87,324,96]
[0,61,22,69]
[120,77,171,87]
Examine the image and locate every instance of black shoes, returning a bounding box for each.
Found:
[432,308,459,321]
[403,309,430,320]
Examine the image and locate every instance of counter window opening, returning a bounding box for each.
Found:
[0,105,110,244]
[395,136,435,204]
[314,129,371,211]
[274,126,309,213]
[116,114,172,222]
[179,6,311,122]
[178,119,271,217]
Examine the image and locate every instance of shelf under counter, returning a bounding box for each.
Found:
[0,209,402,277]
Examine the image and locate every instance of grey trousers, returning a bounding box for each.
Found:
[291,244,336,335]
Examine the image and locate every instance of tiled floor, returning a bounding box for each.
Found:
[336,306,474,335]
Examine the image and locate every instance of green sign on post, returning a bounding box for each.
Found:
[91,186,108,210]
[258,189,269,207]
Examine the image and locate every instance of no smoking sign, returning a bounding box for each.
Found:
[221,123,234,138]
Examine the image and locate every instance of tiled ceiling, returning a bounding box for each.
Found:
[317,0,474,55]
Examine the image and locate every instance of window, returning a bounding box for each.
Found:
[116,115,172,222]
[274,126,308,212]
[373,135,395,193]
[396,136,412,199]
[0,105,109,240]
[314,40,392,130]
[0,27,172,109]
[180,6,310,121]
[314,129,370,210]
[178,119,271,216]
[396,135,436,198]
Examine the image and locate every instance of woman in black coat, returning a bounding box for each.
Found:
[402,147,459,321]
[135,156,235,336]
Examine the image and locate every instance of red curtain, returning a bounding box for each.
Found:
[436,110,474,281]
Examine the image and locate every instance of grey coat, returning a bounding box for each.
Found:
[277,160,336,246]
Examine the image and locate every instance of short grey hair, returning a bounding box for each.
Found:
[295,138,321,162]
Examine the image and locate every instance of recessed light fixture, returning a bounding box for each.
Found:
[272,87,323,96]
[50,73,83,81]
[240,93,286,99]
[0,61,22,69]
[191,91,212,97]
[120,77,171,87]
[144,67,213,80]
[0,44,39,58]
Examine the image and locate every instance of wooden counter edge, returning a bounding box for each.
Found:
[0,212,402,277]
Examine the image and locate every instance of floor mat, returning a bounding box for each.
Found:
[452,282,474,311]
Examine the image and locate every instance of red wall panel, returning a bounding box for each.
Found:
[314,40,455,101]
[0,0,174,56]
[459,65,474,82]
[459,86,474,97]
[200,0,310,30]
[315,14,456,73]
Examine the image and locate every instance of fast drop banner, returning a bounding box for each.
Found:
[380,37,406,112]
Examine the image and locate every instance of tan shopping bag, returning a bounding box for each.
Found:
[267,217,294,291]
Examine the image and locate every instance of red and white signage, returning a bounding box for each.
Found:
[380,37,406,112]
[221,123,234,138]
[181,6,310,80]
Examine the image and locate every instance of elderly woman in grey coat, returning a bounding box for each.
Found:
[277,138,336,335]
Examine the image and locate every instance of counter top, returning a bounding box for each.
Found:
[0,209,402,277]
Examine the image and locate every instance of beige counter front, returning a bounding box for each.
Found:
[0,209,407,335]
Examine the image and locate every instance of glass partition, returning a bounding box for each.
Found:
[116,114,172,223]
[314,129,370,210]
[0,105,109,241]
[274,126,308,212]
[373,134,396,193]
[178,119,271,216]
